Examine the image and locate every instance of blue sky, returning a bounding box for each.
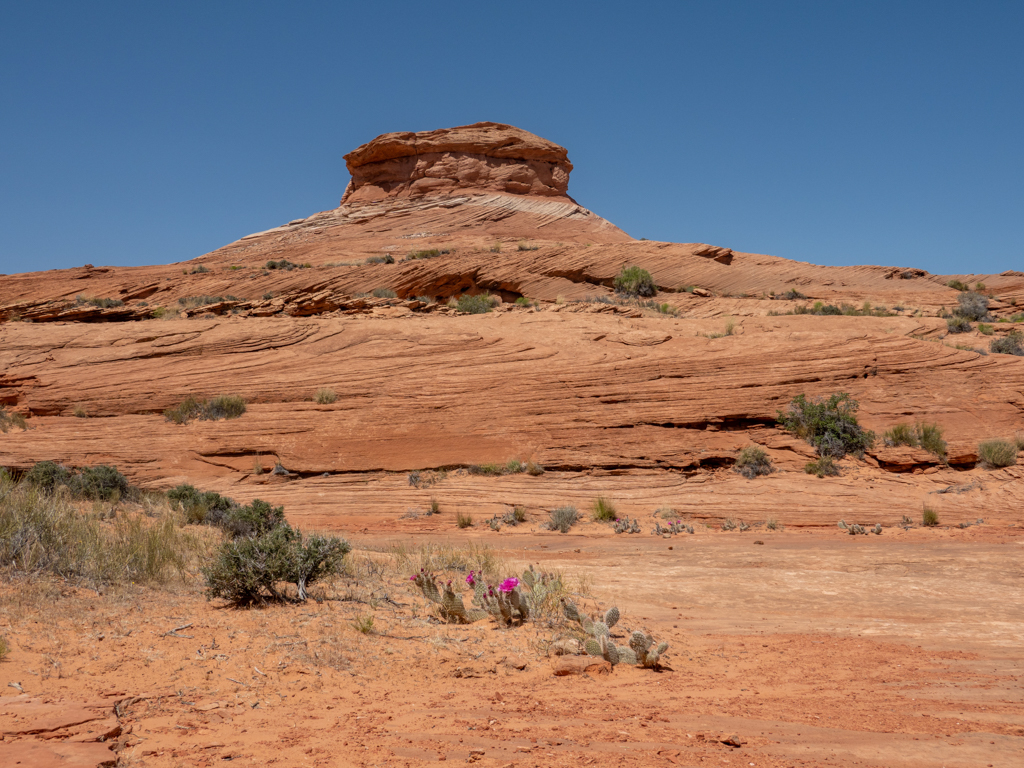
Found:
[1,1,1021,275]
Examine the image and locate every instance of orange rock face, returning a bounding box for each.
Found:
[340,122,574,204]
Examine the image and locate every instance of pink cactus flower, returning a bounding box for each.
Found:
[499,577,520,593]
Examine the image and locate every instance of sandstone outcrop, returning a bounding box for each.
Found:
[340,122,574,204]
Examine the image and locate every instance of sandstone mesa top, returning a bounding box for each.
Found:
[340,122,574,205]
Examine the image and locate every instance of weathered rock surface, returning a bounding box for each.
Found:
[1,122,1023,532]
[341,122,574,204]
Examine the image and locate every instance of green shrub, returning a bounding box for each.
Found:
[990,331,1024,356]
[315,387,337,404]
[222,499,286,539]
[514,296,532,307]
[353,615,375,634]
[778,393,874,458]
[883,423,918,447]
[167,484,236,526]
[25,461,73,491]
[204,524,349,604]
[917,422,947,459]
[371,287,397,299]
[414,295,435,304]
[547,506,578,533]
[365,254,395,265]
[781,289,807,300]
[190,265,210,274]
[804,456,840,477]
[265,259,305,271]
[922,506,939,527]
[0,407,28,433]
[956,292,989,321]
[456,510,474,529]
[613,266,656,298]
[977,323,993,335]
[592,497,617,521]
[978,439,1017,468]
[734,446,774,479]
[164,395,246,424]
[456,293,499,314]
[24,462,130,501]
[946,280,969,291]
[946,315,971,333]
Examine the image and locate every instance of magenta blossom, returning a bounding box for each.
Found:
[498,577,520,593]
[466,571,477,587]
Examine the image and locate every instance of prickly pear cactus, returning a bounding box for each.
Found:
[411,572,486,624]
[629,630,669,668]
[562,600,633,666]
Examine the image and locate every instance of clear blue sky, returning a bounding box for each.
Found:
[1,1,1021,275]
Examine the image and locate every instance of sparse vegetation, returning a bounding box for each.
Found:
[189,264,210,274]
[978,439,1017,468]
[177,295,241,310]
[0,635,8,661]
[922,506,940,527]
[265,259,307,271]
[517,241,539,251]
[456,293,499,314]
[977,323,993,335]
[167,483,236,525]
[946,315,971,333]
[406,249,445,260]
[353,615,375,634]
[591,497,617,522]
[72,404,88,418]
[546,506,579,533]
[804,456,840,477]
[0,407,27,433]
[778,392,874,458]
[314,387,337,404]
[164,395,246,424]
[456,510,474,529]
[76,296,124,309]
[613,266,656,298]
[956,291,990,321]
[25,461,131,501]
[883,422,946,460]
[489,242,502,253]
[946,280,969,291]
[734,445,774,478]
[371,287,397,299]
[781,289,807,300]
[990,331,1024,356]
[365,254,395,265]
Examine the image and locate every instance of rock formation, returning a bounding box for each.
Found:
[340,122,574,204]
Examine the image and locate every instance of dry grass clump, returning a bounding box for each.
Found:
[456,510,474,529]
[882,422,947,460]
[804,456,840,477]
[164,394,246,424]
[0,407,27,433]
[314,387,337,404]
[734,445,774,478]
[0,477,200,586]
[591,497,617,522]
[922,506,940,527]
[547,506,579,533]
[978,439,1017,468]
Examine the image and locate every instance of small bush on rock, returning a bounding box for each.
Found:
[778,393,874,458]
[592,497,616,521]
[990,331,1024,356]
[613,266,656,298]
[734,446,774,479]
[547,506,578,533]
[957,291,990,321]
[456,293,499,314]
[804,456,840,477]
[946,315,971,333]
[164,395,246,424]
[978,439,1017,468]
[0,408,27,433]
[315,387,337,404]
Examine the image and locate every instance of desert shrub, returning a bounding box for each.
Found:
[468,459,526,476]
[0,407,27,433]
[525,461,545,476]
[456,510,474,529]
[1015,431,1024,451]
[917,422,947,459]
[371,287,397,299]
[781,289,806,300]
[353,615,375,634]
[265,259,304,271]
[778,393,874,458]
[489,242,502,253]
[76,296,124,309]
[24,461,73,491]
[946,315,971,333]
[946,279,969,291]
[204,524,349,604]
[190,265,210,274]
[0,635,8,661]
[365,254,394,265]
[0,481,194,585]
[922,506,940,527]
[414,295,435,304]
[990,331,1024,356]
[517,241,539,251]
[456,293,499,314]
[222,499,286,539]
[978,323,993,335]
[429,498,441,515]
[883,423,918,447]
[613,266,656,298]
[547,506,578,533]
[74,465,130,501]
[734,446,774,479]
[978,439,1017,468]
[514,296,531,307]
[164,395,246,424]
[407,249,442,260]
[804,456,840,477]
[167,483,236,526]
[592,497,616,521]
[956,291,989,321]
[72,404,88,418]
[315,387,337,404]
